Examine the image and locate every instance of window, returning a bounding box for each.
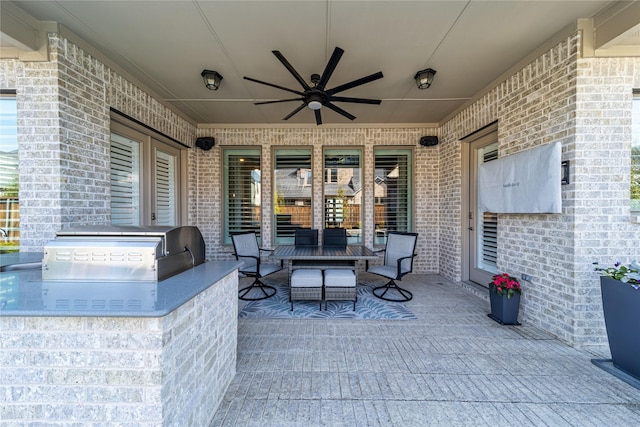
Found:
[325,168,338,183]
[110,117,184,226]
[110,133,141,225]
[223,149,261,244]
[476,143,498,274]
[632,90,640,214]
[0,93,18,252]
[374,148,413,245]
[324,149,362,244]
[273,148,312,245]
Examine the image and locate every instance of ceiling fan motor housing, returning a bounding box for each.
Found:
[243,47,383,125]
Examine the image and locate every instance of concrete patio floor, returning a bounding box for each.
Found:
[211,272,640,426]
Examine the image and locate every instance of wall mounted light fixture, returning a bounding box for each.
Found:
[414,68,436,89]
[201,70,223,91]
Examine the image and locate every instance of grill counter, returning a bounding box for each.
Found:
[42,226,205,281]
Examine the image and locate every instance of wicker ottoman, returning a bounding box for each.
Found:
[323,269,357,310]
[290,269,323,310]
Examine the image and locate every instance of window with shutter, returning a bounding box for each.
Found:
[110,133,141,226]
[110,116,184,226]
[223,149,261,244]
[324,149,362,243]
[477,143,498,273]
[374,149,413,245]
[154,149,176,226]
[273,149,312,245]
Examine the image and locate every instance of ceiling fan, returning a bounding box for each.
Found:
[244,47,383,125]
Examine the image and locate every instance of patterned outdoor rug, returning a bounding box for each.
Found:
[238,281,416,320]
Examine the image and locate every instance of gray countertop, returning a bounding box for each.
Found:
[0,252,44,269]
[0,260,240,317]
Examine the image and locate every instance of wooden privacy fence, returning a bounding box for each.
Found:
[0,198,19,250]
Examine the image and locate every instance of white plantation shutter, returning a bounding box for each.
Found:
[324,149,362,244]
[273,149,312,245]
[374,149,412,245]
[479,145,498,270]
[223,149,262,244]
[110,116,184,227]
[110,134,141,225]
[154,149,176,226]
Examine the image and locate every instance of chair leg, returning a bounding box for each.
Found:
[372,279,413,302]
[239,277,277,301]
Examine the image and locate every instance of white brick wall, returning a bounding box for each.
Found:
[0,33,197,250]
[0,271,237,425]
[192,127,439,273]
[2,29,639,348]
[438,32,640,347]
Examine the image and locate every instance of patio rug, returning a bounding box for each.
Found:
[238,281,416,320]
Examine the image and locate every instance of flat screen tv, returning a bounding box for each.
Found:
[478,141,562,214]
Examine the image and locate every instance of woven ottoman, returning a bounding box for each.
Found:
[290,269,323,310]
[323,269,357,310]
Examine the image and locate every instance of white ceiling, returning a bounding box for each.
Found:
[4,1,639,126]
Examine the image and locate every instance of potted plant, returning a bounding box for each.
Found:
[488,273,522,325]
[594,260,640,380]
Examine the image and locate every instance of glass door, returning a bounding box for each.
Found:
[468,137,498,285]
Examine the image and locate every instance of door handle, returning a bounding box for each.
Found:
[151,212,156,221]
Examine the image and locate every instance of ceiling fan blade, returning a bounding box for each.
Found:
[283,103,307,120]
[315,109,322,125]
[272,50,311,91]
[317,47,344,91]
[324,102,356,121]
[244,76,304,96]
[326,71,384,96]
[254,98,304,105]
[329,96,381,105]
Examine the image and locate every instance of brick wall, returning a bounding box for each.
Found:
[438,32,640,347]
[572,56,640,346]
[3,28,639,348]
[0,33,197,250]
[0,271,237,425]
[192,127,440,273]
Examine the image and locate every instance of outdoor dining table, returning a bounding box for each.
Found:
[270,244,378,281]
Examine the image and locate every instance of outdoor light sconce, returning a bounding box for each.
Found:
[201,70,223,91]
[561,160,570,185]
[414,68,436,89]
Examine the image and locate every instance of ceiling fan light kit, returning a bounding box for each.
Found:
[244,47,383,125]
[414,68,436,89]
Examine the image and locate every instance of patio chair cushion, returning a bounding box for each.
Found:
[290,269,323,288]
[324,269,356,287]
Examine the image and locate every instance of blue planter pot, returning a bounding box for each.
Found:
[489,288,520,325]
[600,277,640,380]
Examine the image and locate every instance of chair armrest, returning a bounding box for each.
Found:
[234,254,261,267]
[259,247,274,253]
[395,253,417,277]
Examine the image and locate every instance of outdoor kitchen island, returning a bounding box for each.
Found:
[0,258,241,426]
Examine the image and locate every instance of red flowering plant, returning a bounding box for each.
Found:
[489,273,522,299]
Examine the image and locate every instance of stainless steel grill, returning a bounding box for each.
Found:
[42,226,205,281]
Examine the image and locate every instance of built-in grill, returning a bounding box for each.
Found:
[42,226,205,281]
